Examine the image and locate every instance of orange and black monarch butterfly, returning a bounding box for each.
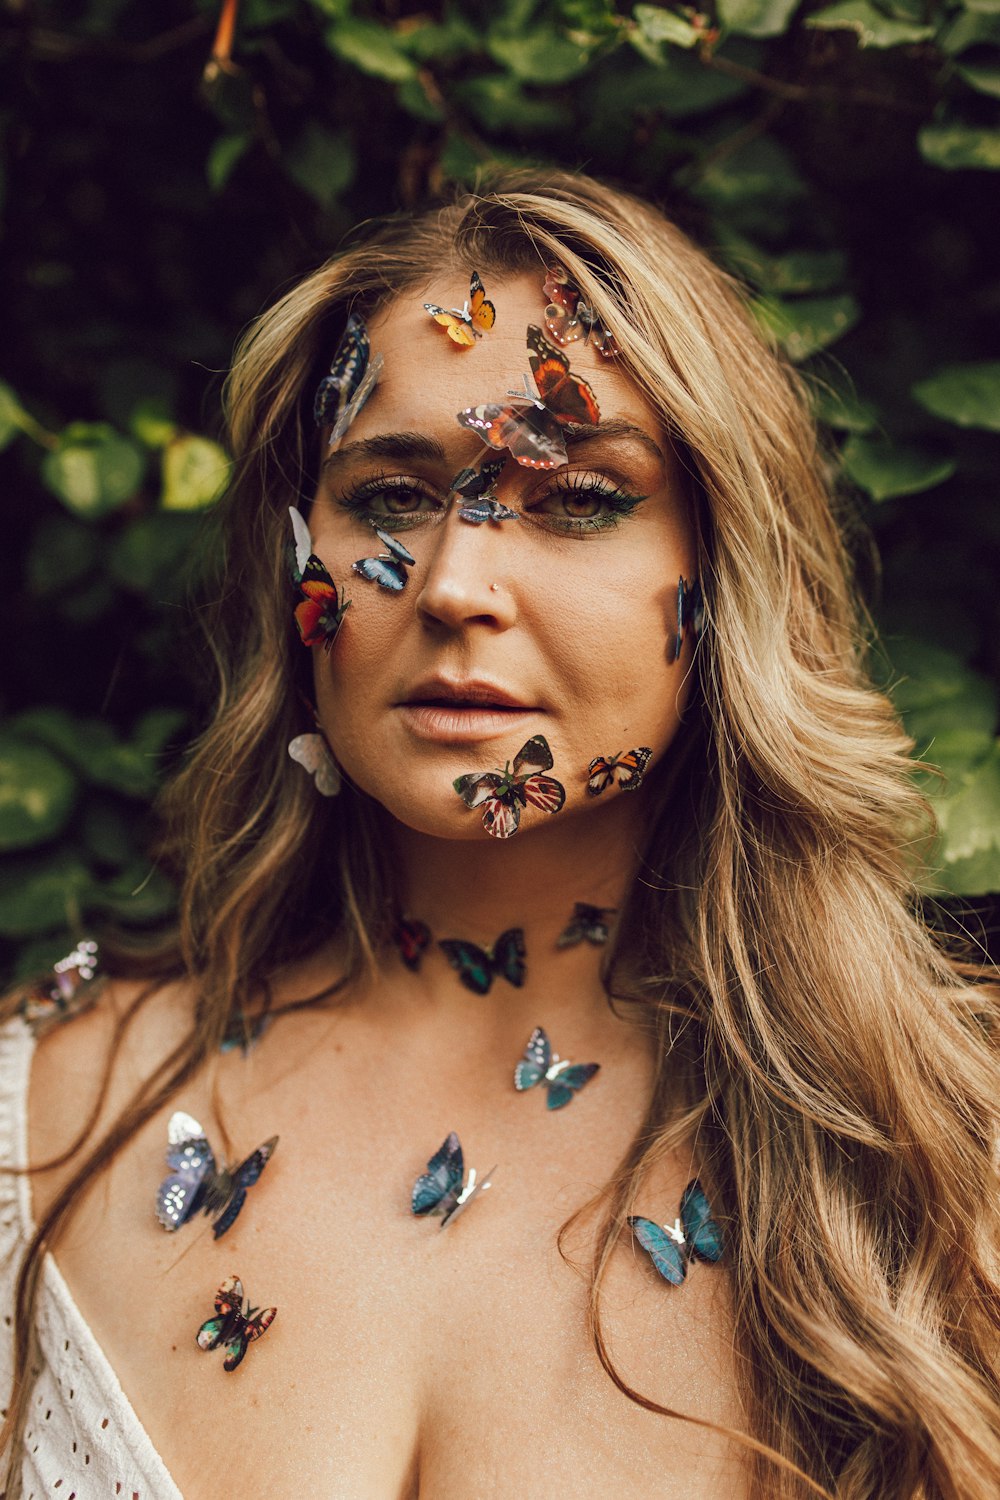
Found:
[587,747,653,797]
[424,270,496,346]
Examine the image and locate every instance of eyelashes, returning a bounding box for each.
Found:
[333,469,649,536]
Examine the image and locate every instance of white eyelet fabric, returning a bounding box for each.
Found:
[0,1017,182,1498]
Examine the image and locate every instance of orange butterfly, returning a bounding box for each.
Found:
[587,747,653,797]
[424,270,496,347]
[456,326,601,469]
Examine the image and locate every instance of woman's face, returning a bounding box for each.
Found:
[305,271,697,840]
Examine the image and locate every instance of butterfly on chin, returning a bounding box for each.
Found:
[556,902,617,948]
[455,325,601,471]
[514,1026,600,1110]
[438,926,526,995]
[313,313,383,449]
[197,1275,277,1372]
[424,270,496,346]
[587,746,653,797]
[453,733,566,839]
[155,1111,278,1240]
[411,1131,494,1229]
[629,1180,724,1287]
[352,525,416,591]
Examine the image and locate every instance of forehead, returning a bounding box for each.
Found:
[354,269,660,445]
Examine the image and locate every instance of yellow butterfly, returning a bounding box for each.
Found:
[424,270,496,347]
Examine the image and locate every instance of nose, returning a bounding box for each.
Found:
[414,503,518,631]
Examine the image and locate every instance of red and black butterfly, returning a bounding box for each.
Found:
[456,326,601,470]
[196,1275,276,1372]
[393,915,431,971]
[288,507,349,650]
[587,747,653,797]
[453,734,566,839]
[542,265,618,359]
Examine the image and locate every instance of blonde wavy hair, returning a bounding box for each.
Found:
[4,169,998,1498]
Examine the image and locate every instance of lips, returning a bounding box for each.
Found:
[400,679,534,711]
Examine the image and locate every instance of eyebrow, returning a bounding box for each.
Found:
[562,418,665,464]
[320,418,665,473]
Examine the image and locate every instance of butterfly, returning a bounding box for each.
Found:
[219,1011,271,1055]
[437,927,526,995]
[453,734,566,839]
[587,746,653,797]
[393,915,431,971]
[542,264,618,359]
[155,1111,278,1239]
[352,525,416,591]
[288,508,349,649]
[288,731,341,796]
[196,1275,277,1372]
[628,1180,725,1286]
[456,326,601,470]
[314,312,384,449]
[411,1131,494,1228]
[669,574,706,662]
[514,1026,600,1111]
[18,938,101,1037]
[556,902,617,948]
[424,270,496,346]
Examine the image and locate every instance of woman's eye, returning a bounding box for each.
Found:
[528,482,646,531]
[337,477,443,526]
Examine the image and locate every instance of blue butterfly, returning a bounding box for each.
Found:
[411,1131,494,1229]
[438,927,526,995]
[155,1111,278,1239]
[628,1180,724,1285]
[556,902,617,948]
[352,526,416,591]
[314,313,383,449]
[514,1026,600,1110]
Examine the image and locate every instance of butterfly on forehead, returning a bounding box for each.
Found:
[411,1131,494,1228]
[542,264,618,360]
[314,312,383,449]
[352,525,416,591]
[438,926,526,995]
[629,1180,724,1287]
[288,507,350,650]
[424,270,496,346]
[587,746,653,797]
[514,1026,600,1111]
[197,1275,277,1372]
[453,733,566,839]
[456,325,601,470]
[155,1111,278,1239]
[556,902,617,948]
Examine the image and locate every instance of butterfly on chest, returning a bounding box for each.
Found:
[197,1275,277,1371]
[156,1111,278,1239]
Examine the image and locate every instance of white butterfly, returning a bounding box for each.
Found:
[289,506,312,576]
[288,732,341,797]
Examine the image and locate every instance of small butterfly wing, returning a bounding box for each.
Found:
[196,1313,227,1352]
[543,300,584,349]
[545,1063,599,1111]
[288,507,313,578]
[296,556,347,646]
[615,747,653,792]
[468,271,496,334]
[438,939,492,995]
[456,498,492,525]
[450,455,506,500]
[157,1112,214,1230]
[511,735,554,777]
[288,733,341,797]
[215,1275,244,1317]
[629,1215,688,1286]
[372,528,416,567]
[514,1026,551,1091]
[527,326,600,426]
[576,903,614,944]
[520,774,565,816]
[314,313,369,427]
[222,1304,275,1369]
[221,1326,250,1372]
[412,1131,463,1215]
[542,265,578,312]
[587,756,614,797]
[394,916,431,970]
[680,1180,724,1264]
[492,928,527,988]
[211,1136,278,1240]
[481,792,522,839]
[352,557,406,591]
[248,1306,277,1342]
[453,770,504,810]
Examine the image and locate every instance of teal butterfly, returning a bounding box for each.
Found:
[628,1180,724,1286]
[411,1131,494,1229]
[438,927,526,995]
[514,1026,599,1110]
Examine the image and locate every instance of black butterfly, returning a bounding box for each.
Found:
[155,1111,277,1239]
[197,1275,277,1372]
[556,902,617,948]
[438,927,526,995]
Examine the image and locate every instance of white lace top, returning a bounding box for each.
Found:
[0,1016,183,1499]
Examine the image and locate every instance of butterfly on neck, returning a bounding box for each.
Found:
[629,1180,724,1286]
[556,902,617,948]
[438,926,526,995]
[514,1026,600,1110]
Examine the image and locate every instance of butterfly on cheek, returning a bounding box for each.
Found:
[453,734,566,839]
[424,270,496,346]
[288,508,350,650]
[456,325,601,471]
[587,746,653,796]
[352,524,417,591]
[628,1180,724,1287]
[196,1276,277,1372]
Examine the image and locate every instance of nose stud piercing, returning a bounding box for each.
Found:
[490,582,500,593]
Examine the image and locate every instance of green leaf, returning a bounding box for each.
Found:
[326,19,418,82]
[889,639,998,750]
[130,399,178,449]
[811,378,878,433]
[912,361,1000,431]
[805,1,933,47]
[753,294,861,361]
[841,434,956,501]
[963,0,1000,13]
[9,709,163,800]
[130,708,187,758]
[207,132,252,192]
[161,435,230,511]
[284,123,356,209]
[931,741,1000,894]
[457,74,572,132]
[90,862,177,924]
[957,60,1000,97]
[0,735,78,852]
[107,512,204,594]
[25,516,102,597]
[0,379,28,451]
[631,4,701,52]
[0,852,93,939]
[41,425,145,519]
[81,797,140,869]
[487,24,593,81]
[693,136,807,208]
[717,0,801,40]
[919,123,1000,169]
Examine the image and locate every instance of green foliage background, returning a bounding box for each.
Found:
[1,0,998,977]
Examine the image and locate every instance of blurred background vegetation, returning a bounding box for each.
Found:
[1,0,998,981]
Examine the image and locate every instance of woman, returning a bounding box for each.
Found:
[1,170,997,1499]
